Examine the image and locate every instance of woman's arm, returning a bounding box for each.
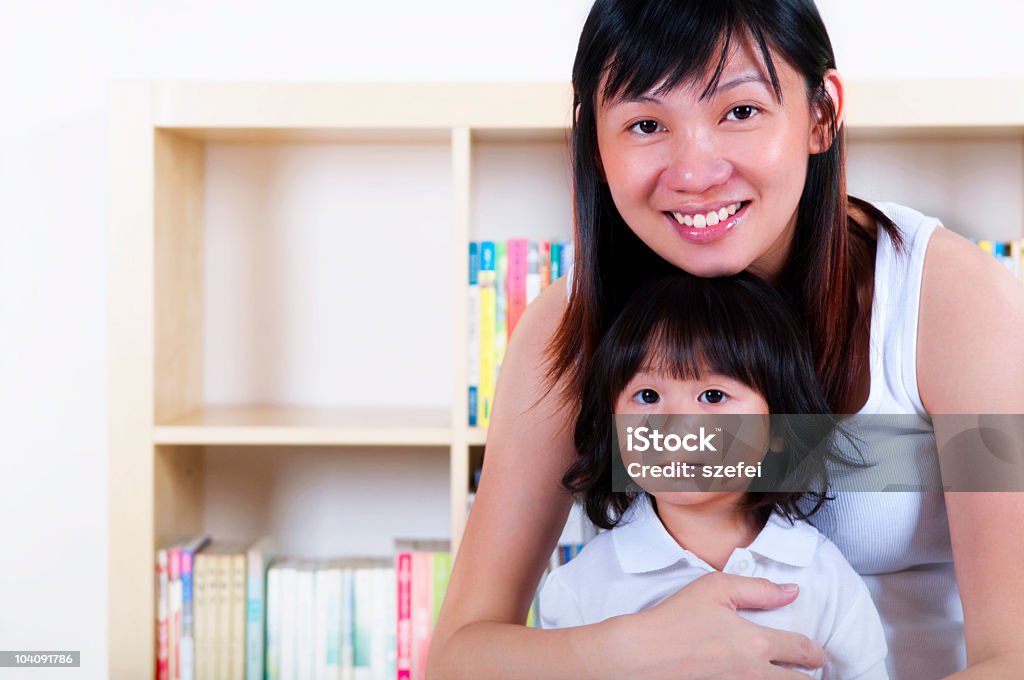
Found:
[427,277,825,679]
[918,227,1024,678]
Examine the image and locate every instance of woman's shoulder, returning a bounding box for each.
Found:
[916,220,1024,412]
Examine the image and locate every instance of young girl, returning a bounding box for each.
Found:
[537,272,888,680]
[429,1,1024,677]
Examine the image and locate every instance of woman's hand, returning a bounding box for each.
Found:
[576,573,825,680]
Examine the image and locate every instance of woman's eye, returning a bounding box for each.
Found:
[633,388,661,405]
[698,389,729,404]
[725,105,759,121]
[630,120,662,135]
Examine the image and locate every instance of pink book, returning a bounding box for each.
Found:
[396,553,413,680]
[410,553,433,680]
[168,547,182,680]
[507,239,528,338]
[156,549,169,680]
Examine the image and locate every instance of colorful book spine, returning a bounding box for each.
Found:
[494,241,509,378]
[467,242,481,427]
[431,552,451,627]
[550,241,562,281]
[396,553,413,680]
[507,239,528,338]
[245,537,276,680]
[478,242,497,428]
[539,240,552,288]
[179,534,210,680]
[410,553,433,680]
[169,547,182,680]
[157,549,169,680]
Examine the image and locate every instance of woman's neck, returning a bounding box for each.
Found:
[652,496,762,572]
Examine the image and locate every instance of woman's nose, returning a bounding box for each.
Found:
[659,131,733,194]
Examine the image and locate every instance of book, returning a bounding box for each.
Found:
[396,553,412,680]
[169,545,182,680]
[179,534,212,680]
[478,242,497,427]
[467,242,481,426]
[156,549,169,680]
[265,561,282,680]
[507,239,528,338]
[245,537,276,680]
[230,553,246,680]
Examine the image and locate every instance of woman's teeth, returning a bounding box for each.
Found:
[671,202,743,228]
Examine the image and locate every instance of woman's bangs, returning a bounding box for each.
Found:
[600,2,782,106]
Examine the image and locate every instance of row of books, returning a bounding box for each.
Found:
[467,238,573,427]
[156,536,450,680]
[971,238,1023,282]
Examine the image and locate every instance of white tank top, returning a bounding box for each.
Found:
[567,201,963,678]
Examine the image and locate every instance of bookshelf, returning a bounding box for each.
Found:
[108,80,1024,678]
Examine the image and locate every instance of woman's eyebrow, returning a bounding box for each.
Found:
[712,72,772,95]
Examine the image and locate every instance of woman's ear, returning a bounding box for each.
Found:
[808,69,845,154]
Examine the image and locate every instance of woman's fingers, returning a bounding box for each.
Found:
[762,628,827,670]
[692,571,800,610]
[683,573,826,670]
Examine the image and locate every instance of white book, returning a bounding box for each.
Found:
[314,566,330,680]
[265,563,282,680]
[280,562,298,680]
[525,241,541,304]
[296,564,315,680]
[352,568,372,680]
[324,567,343,680]
[340,568,355,680]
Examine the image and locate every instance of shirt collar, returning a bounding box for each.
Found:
[612,494,820,574]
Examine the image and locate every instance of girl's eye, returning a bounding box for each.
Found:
[725,105,759,121]
[633,388,661,405]
[698,389,729,404]
[630,120,663,135]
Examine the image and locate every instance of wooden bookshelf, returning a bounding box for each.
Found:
[108,79,1024,679]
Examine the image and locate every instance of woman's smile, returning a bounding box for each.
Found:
[664,200,751,244]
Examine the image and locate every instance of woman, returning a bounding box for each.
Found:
[428,1,1024,678]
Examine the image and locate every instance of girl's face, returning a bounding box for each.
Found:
[595,38,826,282]
[615,368,771,506]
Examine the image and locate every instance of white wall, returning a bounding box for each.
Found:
[1,1,1021,678]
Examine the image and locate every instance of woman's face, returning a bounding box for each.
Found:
[595,39,825,281]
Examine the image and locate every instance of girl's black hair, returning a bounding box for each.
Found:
[547,0,902,418]
[563,271,848,530]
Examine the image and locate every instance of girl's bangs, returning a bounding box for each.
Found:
[600,2,783,105]
[634,314,758,390]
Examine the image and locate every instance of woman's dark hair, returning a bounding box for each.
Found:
[563,271,847,530]
[546,0,902,415]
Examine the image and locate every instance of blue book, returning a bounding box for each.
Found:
[178,534,211,680]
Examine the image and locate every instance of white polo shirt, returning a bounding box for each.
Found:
[538,494,889,679]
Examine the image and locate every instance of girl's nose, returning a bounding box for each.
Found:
[659,132,733,195]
